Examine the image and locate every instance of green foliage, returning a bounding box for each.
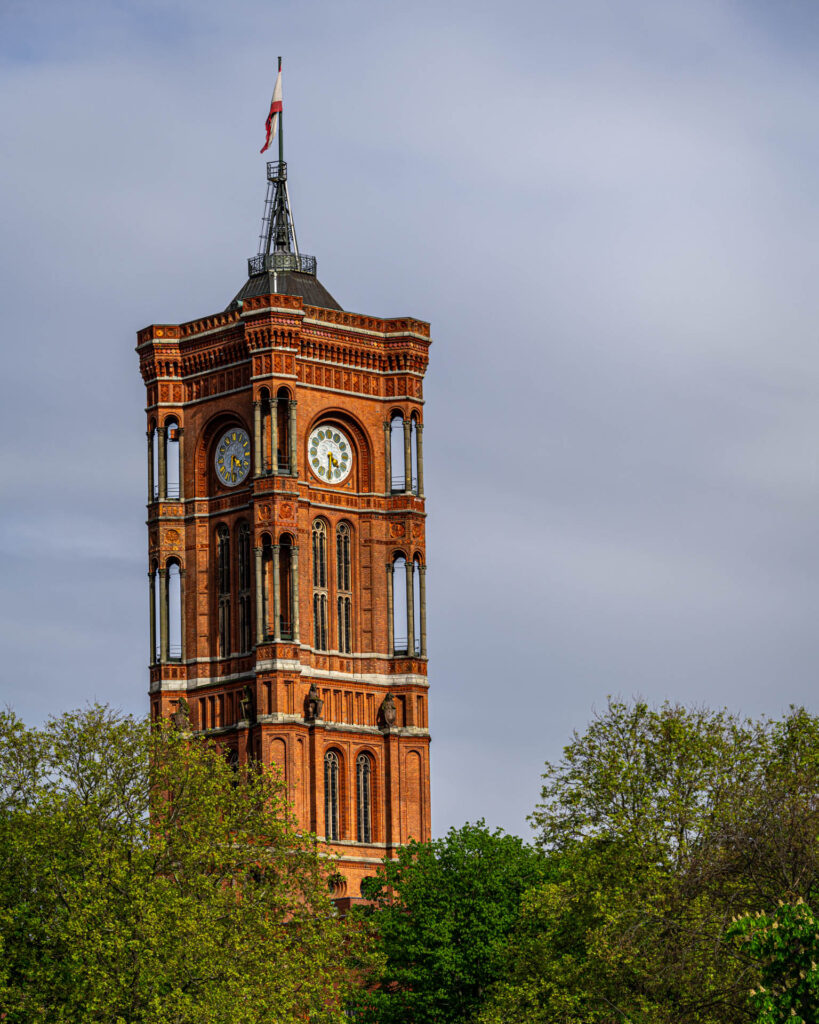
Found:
[729,900,819,1024]
[478,699,819,1024]
[0,705,371,1024]
[351,821,545,1024]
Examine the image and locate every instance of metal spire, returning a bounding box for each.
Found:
[246,58,317,282]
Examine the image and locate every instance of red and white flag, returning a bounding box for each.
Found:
[260,66,283,154]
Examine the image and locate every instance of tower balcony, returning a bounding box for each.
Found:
[247,252,317,277]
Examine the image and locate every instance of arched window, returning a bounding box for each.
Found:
[412,556,422,655]
[312,520,328,650]
[216,524,231,657]
[261,534,272,639]
[276,387,291,474]
[167,559,182,660]
[410,413,420,496]
[392,555,408,654]
[165,418,180,498]
[279,535,293,640]
[356,753,372,843]
[237,522,251,653]
[337,523,352,654]
[390,413,404,492]
[258,387,270,474]
[324,750,340,841]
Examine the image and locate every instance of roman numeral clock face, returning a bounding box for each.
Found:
[308,426,352,484]
[214,428,251,486]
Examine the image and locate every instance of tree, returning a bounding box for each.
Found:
[480,700,819,1024]
[0,705,371,1024]
[729,900,819,1024]
[352,821,545,1024]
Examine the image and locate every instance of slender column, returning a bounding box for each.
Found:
[419,564,427,657]
[146,432,154,502]
[383,421,392,494]
[253,402,262,476]
[403,417,412,494]
[254,547,264,644]
[272,545,281,641]
[416,421,424,498]
[177,429,184,501]
[289,399,298,477]
[406,559,415,656]
[291,546,301,641]
[159,568,169,663]
[270,397,279,474]
[179,569,187,660]
[385,562,394,657]
[157,426,167,501]
[148,569,157,665]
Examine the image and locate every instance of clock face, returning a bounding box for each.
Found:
[308,425,353,484]
[214,428,251,487]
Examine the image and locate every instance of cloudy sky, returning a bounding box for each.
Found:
[1,0,817,836]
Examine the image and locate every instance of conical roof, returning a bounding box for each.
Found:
[229,253,341,311]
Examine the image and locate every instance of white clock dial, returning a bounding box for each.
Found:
[214,428,251,487]
[308,425,353,484]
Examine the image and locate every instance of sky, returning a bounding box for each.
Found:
[0,0,817,837]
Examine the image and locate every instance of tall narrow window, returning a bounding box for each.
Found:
[392,555,408,654]
[390,413,404,492]
[337,523,352,654]
[259,387,270,474]
[217,524,231,657]
[324,750,340,841]
[237,522,251,652]
[166,418,180,498]
[312,520,328,650]
[356,753,372,843]
[410,413,420,495]
[276,387,290,474]
[167,559,182,660]
[279,536,293,640]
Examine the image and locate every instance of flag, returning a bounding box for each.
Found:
[260,66,283,154]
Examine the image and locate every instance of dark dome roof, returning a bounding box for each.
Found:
[229,263,342,312]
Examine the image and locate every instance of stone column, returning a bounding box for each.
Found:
[270,397,279,474]
[406,559,415,655]
[291,546,301,641]
[253,401,262,476]
[272,545,281,641]
[177,428,185,501]
[419,563,427,657]
[289,399,298,477]
[383,420,392,494]
[157,426,167,501]
[254,546,264,644]
[403,416,412,494]
[416,421,424,498]
[148,569,157,665]
[146,431,154,502]
[385,561,394,657]
[159,567,169,663]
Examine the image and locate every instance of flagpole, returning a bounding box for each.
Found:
[277,56,284,167]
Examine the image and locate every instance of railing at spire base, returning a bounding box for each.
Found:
[247,252,317,277]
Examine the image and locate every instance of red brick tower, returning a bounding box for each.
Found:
[137,150,431,899]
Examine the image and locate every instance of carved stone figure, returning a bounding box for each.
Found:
[380,692,397,728]
[304,682,324,722]
[171,696,189,731]
[239,684,255,723]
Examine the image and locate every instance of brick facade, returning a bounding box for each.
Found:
[137,291,432,900]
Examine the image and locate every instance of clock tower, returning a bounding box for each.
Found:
[137,151,431,900]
